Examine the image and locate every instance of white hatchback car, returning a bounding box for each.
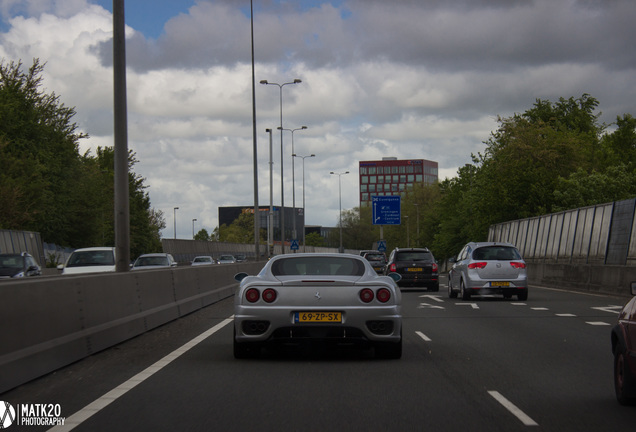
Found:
[58,247,116,275]
[448,242,528,301]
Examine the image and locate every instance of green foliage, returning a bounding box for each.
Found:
[304,232,325,247]
[0,58,165,254]
[194,228,211,241]
[216,212,266,244]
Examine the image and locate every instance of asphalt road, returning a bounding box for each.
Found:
[3,277,635,431]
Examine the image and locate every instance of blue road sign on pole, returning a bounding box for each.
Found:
[377,240,387,252]
[290,239,300,250]
[372,196,401,225]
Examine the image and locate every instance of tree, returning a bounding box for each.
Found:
[0,59,86,243]
[194,229,211,241]
[0,58,165,252]
[305,232,325,247]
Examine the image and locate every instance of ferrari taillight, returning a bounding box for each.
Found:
[376,288,391,303]
[245,288,260,303]
[360,288,374,303]
[262,288,277,303]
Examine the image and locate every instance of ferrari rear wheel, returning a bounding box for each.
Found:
[375,333,402,359]
[233,327,260,359]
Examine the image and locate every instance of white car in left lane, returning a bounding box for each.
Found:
[233,253,402,359]
[58,247,116,275]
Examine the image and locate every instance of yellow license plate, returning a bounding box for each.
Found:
[490,281,510,287]
[407,267,423,272]
[295,312,342,323]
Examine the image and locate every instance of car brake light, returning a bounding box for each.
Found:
[468,262,487,269]
[376,288,391,303]
[245,288,260,303]
[262,288,277,303]
[510,262,526,269]
[389,263,397,272]
[432,263,438,272]
[360,288,374,303]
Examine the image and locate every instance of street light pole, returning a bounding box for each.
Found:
[173,207,179,239]
[330,171,349,253]
[279,125,307,250]
[260,79,302,254]
[192,218,197,239]
[293,153,315,251]
[266,128,273,258]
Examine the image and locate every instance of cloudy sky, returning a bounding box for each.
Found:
[1,0,635,239]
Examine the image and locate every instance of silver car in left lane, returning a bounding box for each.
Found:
[233,253,402,359]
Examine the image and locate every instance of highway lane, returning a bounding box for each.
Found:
[2,279,635,431]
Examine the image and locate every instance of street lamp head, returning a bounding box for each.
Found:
[266,128,271,132]
[330,171,335,175]
[277,126,283,130]
[293,79,302,84]
[301,126,307,130]
[310,154,315,157]
[174,207,179,210]
[259,80,268,84]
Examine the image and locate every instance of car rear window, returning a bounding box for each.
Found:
[136,256,169,266]
[365,253,385,262]
[395,251,433,262]
[67,251,115,267]
[472,246,521,261]
[271,257,366,276]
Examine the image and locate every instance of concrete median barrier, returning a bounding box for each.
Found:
[0,261,264,393]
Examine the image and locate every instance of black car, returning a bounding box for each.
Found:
[0,252,42,279]
[384,247,439,291]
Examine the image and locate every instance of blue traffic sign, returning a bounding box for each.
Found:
[372,196,401,225]
[377,240,387,252]
[290,239,300,250]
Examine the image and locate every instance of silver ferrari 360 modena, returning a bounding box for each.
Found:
[233,253,402,359]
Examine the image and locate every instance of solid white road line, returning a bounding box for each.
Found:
[48,318,234,432]
[488,390,538,427]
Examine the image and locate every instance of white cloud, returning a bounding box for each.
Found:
[1,0,635,240]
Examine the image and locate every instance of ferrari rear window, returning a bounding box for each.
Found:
[271,257,366,276]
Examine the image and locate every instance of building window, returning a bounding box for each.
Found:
[360,166,368,175]
[377,175,384,183]
[377,166,383,174]
[391,183,398,191]
[361,184,368,192]
[393,175,399,182]
[361,176,368,184]
[399,183,405,191]
[369,167,376,175]
[391,166,398,174]
[384,184,391,191]
[362,193,369,201]
[415,165,422,173]
[406,165,414,174]
[416,174,422,182]
[369,184,376,192]
[408,174,414,182]
[370,176,376,183]
[400,175,406,183]
[399,166,405,174]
